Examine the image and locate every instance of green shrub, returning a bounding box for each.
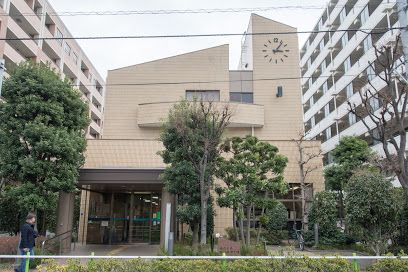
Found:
[37,257,355,272]
[262,230,288,245]
[368,258,408,272]
[308,191,339,239]
[265,202,287,232]
[224,227,237,241]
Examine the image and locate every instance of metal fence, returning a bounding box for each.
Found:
[1,255,408,259]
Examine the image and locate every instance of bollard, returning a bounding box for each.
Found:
[25,251,30,272]
[168,232,174,256]
[221,252,227,272]
[352,252,360,272]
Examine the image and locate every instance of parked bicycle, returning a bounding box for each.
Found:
[295,229,305,251]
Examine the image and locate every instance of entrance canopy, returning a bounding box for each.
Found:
[78,168,164,192]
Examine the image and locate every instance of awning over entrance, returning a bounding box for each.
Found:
[78,168,164,192]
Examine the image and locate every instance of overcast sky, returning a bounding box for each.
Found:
[49,0,327,79]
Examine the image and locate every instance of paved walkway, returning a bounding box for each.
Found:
[68,243,160,257]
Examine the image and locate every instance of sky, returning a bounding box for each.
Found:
[49,0,327,79]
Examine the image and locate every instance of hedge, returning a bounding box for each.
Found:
[35,257,408,272]
[37,258,353,272]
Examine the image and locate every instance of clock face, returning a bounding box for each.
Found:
[262,38,290,64]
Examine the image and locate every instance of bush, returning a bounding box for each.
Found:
[308,191,339,240]
[262,230,288,245]
[264,202,287,232]
[368,258,408,272]
[225,227,237,241]
[37,257,354,272]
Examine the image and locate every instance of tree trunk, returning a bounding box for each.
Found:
[339,190,345,228]
[239,205,245,247]
[256,192,268,244]
[41,212,46,236]
[301,182,307,231]
[199,152,209,245]
[246,205,251,246]
[192,223,199,251]
[233,208,239,241]
[200,195,208,245]
[397,173,408,200]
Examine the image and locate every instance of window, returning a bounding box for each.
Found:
[55,28,63,45]
[307,58,312,69]
[186,90,220,102]
[311,116,316,127]
[229,92,253,103]
[319,39,325,51]
[369,96,380,111]
[325,127,332,140]
[340,7,347,23]
[321,59,327,72]
[348,112,357,125]
[64,42,71,56]
[323,81,328,94]
[341,33,349,48]
[324,103,330,118]
[73,52,78,65]
[367,65,375,81]
[318,18,323,30]
[309,96,315,107]
[344,56,351,71]
[363,34,372,52]
[361,5,370,25]
[346,83,354,98]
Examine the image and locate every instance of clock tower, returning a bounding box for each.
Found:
[240,14,303,140]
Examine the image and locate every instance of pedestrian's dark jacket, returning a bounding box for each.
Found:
[19,223,38,249]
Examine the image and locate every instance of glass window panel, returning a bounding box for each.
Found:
[230,92,241,102]
[242,93,253,103]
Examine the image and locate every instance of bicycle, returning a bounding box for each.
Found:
[295,229,305,251]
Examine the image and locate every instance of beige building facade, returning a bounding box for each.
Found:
[77,14,324,245]
[0,0,105,139]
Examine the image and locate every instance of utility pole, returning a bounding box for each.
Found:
[397,0,408,77]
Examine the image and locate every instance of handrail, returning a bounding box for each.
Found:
[2,255,408,260]
[41,230,74,255]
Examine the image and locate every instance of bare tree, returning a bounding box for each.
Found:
[348,35,408,198]
[293,130,322,231]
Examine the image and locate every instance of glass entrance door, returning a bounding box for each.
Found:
[129,193,161,244]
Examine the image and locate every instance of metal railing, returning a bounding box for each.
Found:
[1,255,408,260]
[41,230,76,255]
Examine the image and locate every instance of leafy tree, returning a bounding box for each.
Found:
[0,184,58,234]
[345,170,400,255]
[324,136,371,221]
[264,201,287,232]
[160,100,231,245]
[308,191,338,240]
[0,62,89,234]
[216,136,288,247]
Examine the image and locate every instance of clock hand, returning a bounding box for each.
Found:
[275,41,283,51]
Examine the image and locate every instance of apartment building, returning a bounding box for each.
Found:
[74,14,324,246]
[0,0,105,139]
[300,0,406,164]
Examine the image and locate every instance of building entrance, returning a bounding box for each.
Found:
[86,191,161,244]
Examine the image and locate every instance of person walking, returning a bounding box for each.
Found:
[16,213,38,272]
